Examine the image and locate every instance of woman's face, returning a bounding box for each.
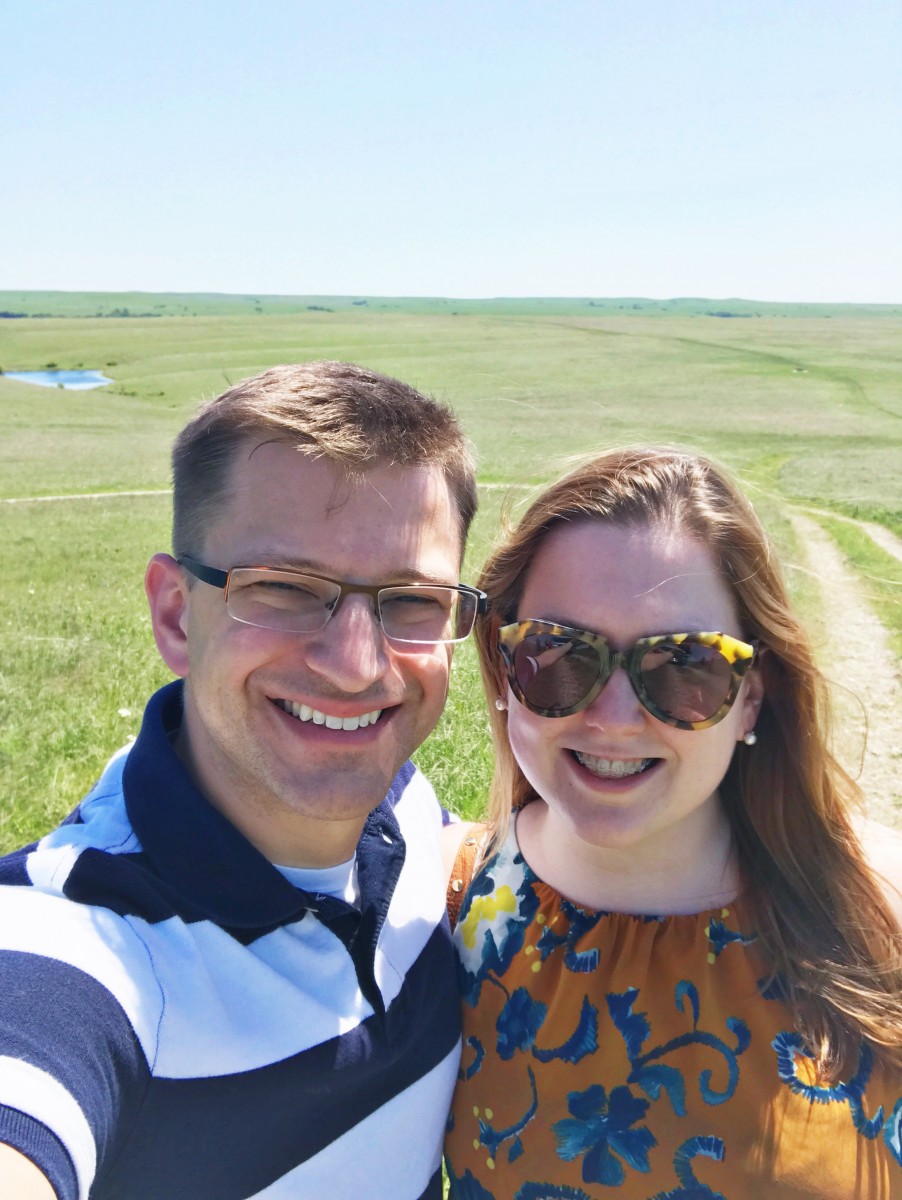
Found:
[504,519,763,853]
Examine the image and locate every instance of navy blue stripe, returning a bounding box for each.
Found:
[97,923,458,1200]
[62,844,407,954]
[0,951,148,1170]
[419,1165,442,1199]
[0,844,38,886]
[63,847,215,923]
[0,1107,78,1200]
[385,757,416,804]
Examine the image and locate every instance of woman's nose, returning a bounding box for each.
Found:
[581,666,647,732]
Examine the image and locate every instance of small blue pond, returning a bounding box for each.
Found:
[5,369,113,390]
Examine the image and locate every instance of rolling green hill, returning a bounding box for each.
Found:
[1,293,900,845]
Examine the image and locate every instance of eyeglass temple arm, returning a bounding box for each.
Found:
[178,556,228,590]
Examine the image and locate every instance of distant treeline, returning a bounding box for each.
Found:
[0,307,162,319]
[0,291,899,320]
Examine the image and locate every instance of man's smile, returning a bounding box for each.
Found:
[275,699,384,730]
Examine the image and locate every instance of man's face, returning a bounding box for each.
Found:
[147,442,462,866]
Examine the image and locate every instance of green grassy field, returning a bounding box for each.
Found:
[1,295,900,848]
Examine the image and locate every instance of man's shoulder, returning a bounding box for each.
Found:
[383,760,443,815]
[0,736,187,941]
[377,761,446,860]
[0,740,139,894]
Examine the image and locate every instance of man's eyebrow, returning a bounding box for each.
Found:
[238,556,458,586]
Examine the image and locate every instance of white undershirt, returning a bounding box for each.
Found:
[273,855,360,906]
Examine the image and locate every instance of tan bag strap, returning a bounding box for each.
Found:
[446,823,490,930]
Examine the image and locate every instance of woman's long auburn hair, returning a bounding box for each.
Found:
[475,446,902,1075]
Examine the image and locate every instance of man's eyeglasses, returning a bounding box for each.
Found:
[179,556,487,647]
[498,619,758,730]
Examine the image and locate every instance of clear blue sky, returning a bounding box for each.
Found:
[4,0,900,302]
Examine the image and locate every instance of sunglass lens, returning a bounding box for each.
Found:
[513,634,600,714]
[639,640,733,723]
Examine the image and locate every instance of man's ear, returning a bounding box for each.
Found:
[145,553,191,678]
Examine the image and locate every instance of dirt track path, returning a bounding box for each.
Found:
[798,505,902,563]
[788,512,901,826]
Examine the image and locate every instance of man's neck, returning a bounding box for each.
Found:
[172,724,367,869]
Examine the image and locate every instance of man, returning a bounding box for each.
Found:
[0,362,481,1199]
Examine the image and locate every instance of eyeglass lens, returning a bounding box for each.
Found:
[637,642,734,723]
[225,569,476,643]
[510,632,735,723]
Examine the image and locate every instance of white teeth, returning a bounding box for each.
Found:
[280,701,382,730]
[575,752,652,778]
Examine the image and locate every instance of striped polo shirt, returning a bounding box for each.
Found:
[0,681,460,1199]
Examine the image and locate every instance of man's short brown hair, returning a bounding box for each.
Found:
[172,361,478,559]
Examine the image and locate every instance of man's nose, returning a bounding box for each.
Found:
[302,593,390,691]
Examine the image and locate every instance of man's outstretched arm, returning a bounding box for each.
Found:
[0,1143,56,1199]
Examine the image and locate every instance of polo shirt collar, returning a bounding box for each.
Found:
[122,681,406,931]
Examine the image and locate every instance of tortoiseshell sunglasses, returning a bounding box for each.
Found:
[498,620,758,730]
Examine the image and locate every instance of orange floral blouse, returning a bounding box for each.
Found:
[445,818,902,1199]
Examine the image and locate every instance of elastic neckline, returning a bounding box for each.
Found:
[509,811,743,922]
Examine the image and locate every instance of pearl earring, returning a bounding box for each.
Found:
[495,698,507,711]
[742,730,757,746]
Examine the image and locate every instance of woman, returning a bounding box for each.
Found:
[445,447,902,1199]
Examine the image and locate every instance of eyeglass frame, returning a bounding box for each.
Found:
[497,618,759,730]
[178,555,487,646]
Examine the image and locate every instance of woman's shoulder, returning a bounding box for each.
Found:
[442,820,494,930]
[857,818,902,927]
[441,820,476,883]
[441,820,492,882]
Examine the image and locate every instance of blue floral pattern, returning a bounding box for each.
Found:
[553,1083,655,1185]
[446,821,902,1198]
[650,1136,728,1199]
[772,1032,884,1137]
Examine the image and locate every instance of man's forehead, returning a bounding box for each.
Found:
[238,441,441,497]
[216,443,465,567]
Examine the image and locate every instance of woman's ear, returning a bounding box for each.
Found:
[739,662,765,740]
[487,616,509,705]
[145,553,191,678]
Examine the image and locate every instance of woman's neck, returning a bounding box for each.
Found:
[515,797,739,915]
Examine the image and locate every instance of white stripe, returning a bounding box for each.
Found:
[0,886,379,1078]
[247,1047,459,1198]
[145,913,373,1077]
[0,1057,96,1200]
[9,756,448,1080]
[0,890,164,1062]
[374,771,447,1004]
[28,745,138,894]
